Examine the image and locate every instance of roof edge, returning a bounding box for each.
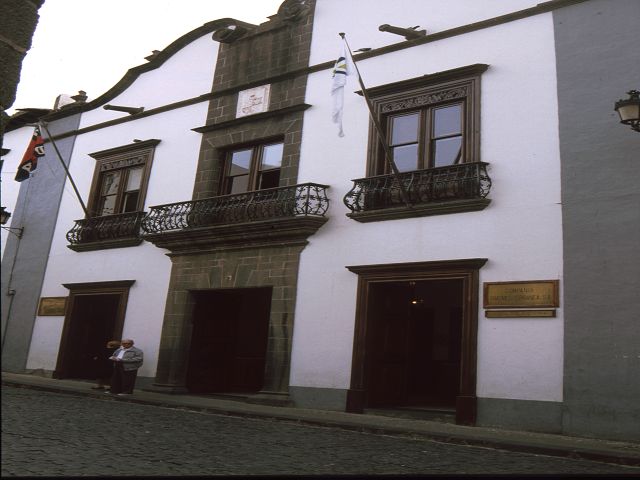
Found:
[42,18,236,122]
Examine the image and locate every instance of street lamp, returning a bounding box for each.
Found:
[0,207,23,238]
[614,90,640,132]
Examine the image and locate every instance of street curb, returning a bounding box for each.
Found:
[4,379,640,468]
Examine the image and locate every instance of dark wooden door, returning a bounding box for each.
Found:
[230,288,271,392]
[187,288,271,394]
[187,292,237,392]
[367,283,410,406]
[61,294,119,379]
[366,280,464,409]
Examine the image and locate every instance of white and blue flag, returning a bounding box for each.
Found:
[331,43,352,137]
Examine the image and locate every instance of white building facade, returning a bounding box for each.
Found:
[2,0,638,442]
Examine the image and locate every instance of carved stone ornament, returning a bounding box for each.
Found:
[381,86,468,113]
[100,154,146,172]
[236,85,271,118]
[212,21,252,44]
[277,0,311,22]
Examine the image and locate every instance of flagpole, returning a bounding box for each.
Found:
[38,121,90,217]
[339,33,412,208]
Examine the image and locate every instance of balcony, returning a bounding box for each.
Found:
[66,211,145,251]
[141,183,330,252]
[343,162,492,222]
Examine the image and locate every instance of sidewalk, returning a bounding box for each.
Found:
[3,371,639,467]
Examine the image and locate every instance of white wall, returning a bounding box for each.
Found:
[26,32,219,378]
[82,34,219,125]
[310,0,541,65]
[291,4,563,403]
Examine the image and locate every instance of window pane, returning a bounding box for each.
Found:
[122,192,140,213]
[126,166,143,191]
[391,113,419,145]
[97,171,121,215]
[393,144,419,172]
[100,171,121,196]
[229,150,252,176]
[259,169,280,189]
[98,195,117,215]
[228,175,249,194]
[433,104,462,138]
[261,143,283,171]
[433,137,462,167]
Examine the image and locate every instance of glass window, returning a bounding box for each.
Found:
[89,141,158,218]
[433,104,462,138]
[367,66,485,176]
[97,171,121,215]
[433,137,463,167]
[378,102,465,172]
[224,142,284,194]
[258,143,283,189]
[431,104,463,167]
[122,166,143,212]
[227,150,253,194]
[390,113,420,172]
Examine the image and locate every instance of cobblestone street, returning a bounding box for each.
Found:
[2,386,639,476]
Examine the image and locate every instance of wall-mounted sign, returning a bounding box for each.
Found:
[236,84,271,118]
[38,297,68,316]
[483,280,559,309]
[486,309,556,318]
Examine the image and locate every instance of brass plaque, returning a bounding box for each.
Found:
[483,280,559,309]
[486,309,556,318]
[38,297,68,316]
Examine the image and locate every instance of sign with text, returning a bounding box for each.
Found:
[483,280,559,309]
[486,309,556,318]
[38,297,68,316]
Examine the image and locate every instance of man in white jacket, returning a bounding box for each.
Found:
[108,339,144,396]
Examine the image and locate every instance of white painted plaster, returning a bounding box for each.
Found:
[291,8,564,402]
[80,33,219,126]
[27,32,216,378]
[25,317,64,371]
[310,0,540,66]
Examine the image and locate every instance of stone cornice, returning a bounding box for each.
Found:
[192,104,312,133]
[143,216,328,255]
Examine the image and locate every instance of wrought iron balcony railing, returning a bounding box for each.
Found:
[66,211,146,246]
[343,162,491,213]
[141,183,330,234]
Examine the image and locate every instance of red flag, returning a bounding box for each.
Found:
[15,125,45,182]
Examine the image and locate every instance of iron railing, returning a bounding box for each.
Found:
[141,183,330,234]
[66,211,146,245]
[343,162,491,212]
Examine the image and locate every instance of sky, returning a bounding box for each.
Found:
[9,0,284,115]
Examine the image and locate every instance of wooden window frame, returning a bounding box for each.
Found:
[220,138,285,194]
[364,64,488,177]
[87,139,160,217]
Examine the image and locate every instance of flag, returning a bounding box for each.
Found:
[331,43,352,137]
[15,125,45,182]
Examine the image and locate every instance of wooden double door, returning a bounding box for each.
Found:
[347,259,485,425]
[186,287,272,394]
[55,281,132,379]
[367,280,463,409]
